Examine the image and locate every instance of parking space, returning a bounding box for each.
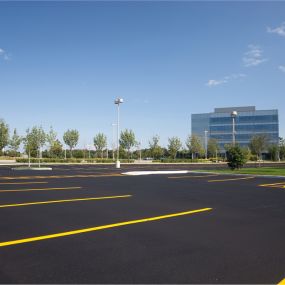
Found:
[0,165,284,283]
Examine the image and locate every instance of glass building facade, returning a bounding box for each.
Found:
[191,106,279,152]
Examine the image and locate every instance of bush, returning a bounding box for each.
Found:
[15,158,134,164]
[226,145,247,170]
[159,158,211,163]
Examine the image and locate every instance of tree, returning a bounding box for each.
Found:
[24,129,35,167]
[24,126,46,167]
[249,134,269,165]
[207,138,220,159]
[279,138,285,160]
[93,133,107,159]
[149,135,164,159]
[226,144,247,170]
[63,129,79,158]
[268,144,279,161]
[9,129,22,157]
[0,119,9,155]
[46,126,57,157]
[168,137,182,159]
[50,139,63,158]
[185,134,203,159]
[120,129,136,160]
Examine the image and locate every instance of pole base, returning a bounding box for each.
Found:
[115,160,120,168]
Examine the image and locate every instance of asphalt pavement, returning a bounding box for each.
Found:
[0,164,284,284]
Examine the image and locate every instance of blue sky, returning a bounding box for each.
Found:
[0,1,284,149]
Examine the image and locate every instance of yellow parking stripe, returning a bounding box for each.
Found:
[278,278,285,285]
[0,208,212,247]
[168,174,219,179]
[0,195,131,208]
[0,187,82,193]
[0,182,48,185]
[259,182,285,187]
[208,177,255,182]
[0,173,122,181]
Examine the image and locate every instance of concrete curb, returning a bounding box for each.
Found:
[12,167,53,171]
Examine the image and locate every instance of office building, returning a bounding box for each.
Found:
[191,106,279,152]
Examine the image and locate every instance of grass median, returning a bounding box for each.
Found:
[195,167,285,176]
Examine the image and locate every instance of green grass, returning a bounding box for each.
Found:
[196,167,285,176]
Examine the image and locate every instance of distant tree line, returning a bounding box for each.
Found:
[0,118,284,167]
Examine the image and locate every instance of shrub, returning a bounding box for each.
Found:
[15,158,134,164]
[226,145,247,170]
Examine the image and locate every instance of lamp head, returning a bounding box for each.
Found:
[114,98,124,104]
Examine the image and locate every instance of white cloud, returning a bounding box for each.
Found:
[243,45,267,67]
[206,79,226,87]
[0,48,9,61]
[279,65,285,72]
[267,22,285,37]
[206,73,246,87]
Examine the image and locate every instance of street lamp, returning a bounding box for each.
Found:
[204,130,208,159]
[114,98,124,168]
[111,123,117,161]
[231,111,237,145]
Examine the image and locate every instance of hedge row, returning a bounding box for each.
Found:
[16,158,135,163]
[159,158,213,163]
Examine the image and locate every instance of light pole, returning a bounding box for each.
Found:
[114,98,124,168]
[111,123,117,161]
[204,130,208,159]
[231,111,237,145]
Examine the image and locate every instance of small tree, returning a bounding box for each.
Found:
[93,133,107,159]
[46,126,57,158]
[168,137,182,159]
[207,138,220,159]
[226,144,247,170]
[24,126,46,167]
[185,134,203,159]
[24,129,34,167]
[0,119,9,155]
[63,129,79,158]
[149,135,164,159]
[268,144,279,161]
[50,139,63,158]
[9,129,22,157]
[279,137,285,160]
[120,129,136,160]
[249,134,268,166]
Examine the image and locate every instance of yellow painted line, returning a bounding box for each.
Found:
[168,174,219,179]
[260,185,285,189]
[0,173,122,181]
[0,181,48,185]
[208,176,255,183]
[0,187,82,193]
[259,182,285,187]
[0,195,131,208]
[278,278,285,285]
[0,207,212,247]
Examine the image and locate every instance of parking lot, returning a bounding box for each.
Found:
[0,164,284,284]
